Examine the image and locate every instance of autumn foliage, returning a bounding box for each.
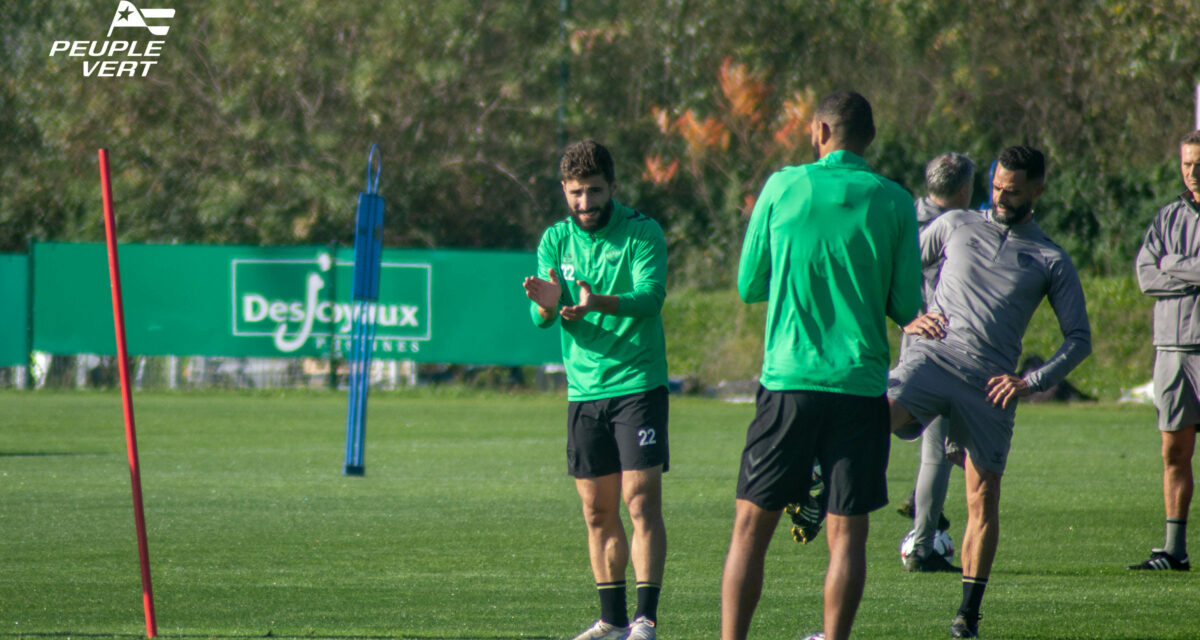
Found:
[718,57,771,128]
[635,58,822,283]
[645,58,815,186]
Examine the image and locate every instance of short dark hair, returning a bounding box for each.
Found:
[559,139,615,184]
[1181,130,1200,146]
[997,145,1045,182]
[925,152,975,200]
[813,90,876,149]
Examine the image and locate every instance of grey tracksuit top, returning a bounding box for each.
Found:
[915,196,949,302]
[914,208,1092,392]
[1136,193,1200,349]
[915,195,948,225]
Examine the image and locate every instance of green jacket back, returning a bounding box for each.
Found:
[738,151,923,396]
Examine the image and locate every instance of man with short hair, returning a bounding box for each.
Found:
[890,145,1091,637]
[524,140,669,640]
[1130,130,1200,572]
[789,153,976,569]
[721,90,923,640]
[901,151,976,573]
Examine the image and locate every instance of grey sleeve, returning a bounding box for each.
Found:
[1136,219,1200,296]
[918,215,950,313]
[1022,256,1092,392]
[1158,254,1200,286]
[919,214,950,270]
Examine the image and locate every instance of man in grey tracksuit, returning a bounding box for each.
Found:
[1129,130,1200,572]
[901,152,977,573]
[891,146,1092,638]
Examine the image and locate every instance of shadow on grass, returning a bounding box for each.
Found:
[0,452,112,457]
[12,629,556,633]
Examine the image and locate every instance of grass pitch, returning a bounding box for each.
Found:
[1,390,1198,639]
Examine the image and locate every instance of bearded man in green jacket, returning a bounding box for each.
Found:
[524,139,669,640]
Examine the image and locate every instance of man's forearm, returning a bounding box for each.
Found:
[1160,254,1200,286]
[587,293,620,315]
[1023,337,1091,392]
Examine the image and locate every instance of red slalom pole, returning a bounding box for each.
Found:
[99,149,158,638]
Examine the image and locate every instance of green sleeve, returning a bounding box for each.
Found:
[738,178,774,304]
[530,229,560,328]
[614,222,668,317]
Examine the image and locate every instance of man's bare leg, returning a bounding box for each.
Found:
[823,513,869,640]
[960,455,1002,580]
[577,473,628,582]
[720,499,781,640]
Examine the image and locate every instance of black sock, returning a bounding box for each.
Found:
[634,582,661,623]
[958,576,988,620]
[597,581,628,627]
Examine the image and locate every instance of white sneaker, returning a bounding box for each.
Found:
[628,616,656,640]
[568,620,630,640]
[799,634,824,640]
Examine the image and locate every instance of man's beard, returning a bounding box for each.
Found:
[571,199,613,232]
[994,201,1033,225]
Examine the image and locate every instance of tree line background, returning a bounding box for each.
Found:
[2,0,1198,287]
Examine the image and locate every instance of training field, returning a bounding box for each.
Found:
[2,390,1198,639]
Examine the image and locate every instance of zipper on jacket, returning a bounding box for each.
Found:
[993,228,1010,262]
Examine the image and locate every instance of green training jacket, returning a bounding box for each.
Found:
[738,150,923,396]
[532,200,669,401]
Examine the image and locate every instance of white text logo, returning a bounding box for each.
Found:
[48,1,175,78]
[230,254,432,355]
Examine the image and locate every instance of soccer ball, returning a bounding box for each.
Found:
[898,527,954,565]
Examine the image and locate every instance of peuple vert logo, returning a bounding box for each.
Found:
[47,1,175,78]
[231,253,433,356]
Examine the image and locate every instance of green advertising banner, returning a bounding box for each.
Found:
[0,254,30,367]
[32,243,561,365]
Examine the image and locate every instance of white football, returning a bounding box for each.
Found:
[898,527,954,565]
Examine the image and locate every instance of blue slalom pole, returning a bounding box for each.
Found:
[343,145,383,476]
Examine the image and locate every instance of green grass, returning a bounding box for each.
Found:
[1,390,1198,639]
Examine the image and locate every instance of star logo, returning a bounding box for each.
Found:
[107,1,175,38]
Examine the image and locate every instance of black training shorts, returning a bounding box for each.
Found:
[736,386,889,515]
[567,386,670,478]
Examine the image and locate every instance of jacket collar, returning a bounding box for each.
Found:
[1180,191,1200,216]
[816,149,870,171]
[915,196,947,224]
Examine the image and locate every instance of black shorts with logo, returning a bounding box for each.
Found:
[567,386,670,478]
[736,386,889,515]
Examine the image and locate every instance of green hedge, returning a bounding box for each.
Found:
[663,275,1154,401]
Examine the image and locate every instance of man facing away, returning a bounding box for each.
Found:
[1130,129,1200,572]
[789,153,976,567]
[890,145,1091,637]
[721,90,924,640]
[524,140,670,640]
